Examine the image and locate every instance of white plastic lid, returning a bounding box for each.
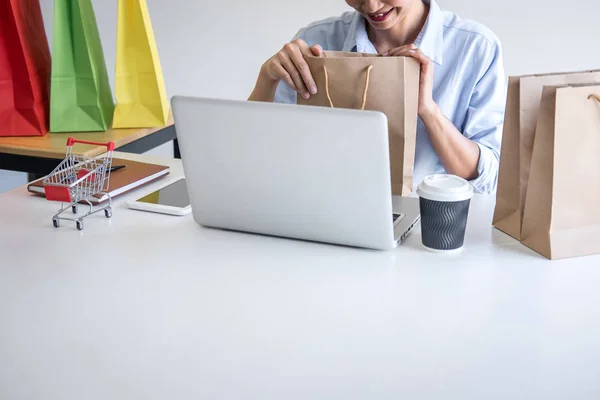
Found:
[417,174,474,202]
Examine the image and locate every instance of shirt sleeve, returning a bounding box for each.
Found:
[274,79,298,104]
[462,42,507,194]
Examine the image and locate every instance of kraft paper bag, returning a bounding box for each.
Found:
[50,0,114,132]
[493,70,600,240]
[0,0,51,137]
[521,85,600,260]
[298,51,420,196]
[112,0,169,129]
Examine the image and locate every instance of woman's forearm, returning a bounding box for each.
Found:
[420,104,480,181]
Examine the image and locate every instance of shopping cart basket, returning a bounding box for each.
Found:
[43,137,116,230]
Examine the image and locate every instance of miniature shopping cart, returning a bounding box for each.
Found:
[43,137,116,231]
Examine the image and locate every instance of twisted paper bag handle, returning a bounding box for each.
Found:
[322,65,374,111]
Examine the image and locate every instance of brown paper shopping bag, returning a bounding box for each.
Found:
[493,70,600,240]
[521,85,600,260]
[298,51,420,196]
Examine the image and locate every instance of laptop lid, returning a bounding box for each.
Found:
[172,96,397,250]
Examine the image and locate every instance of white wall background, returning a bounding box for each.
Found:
[2,0,600,193]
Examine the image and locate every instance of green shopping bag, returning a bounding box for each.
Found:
[50,0,114,132]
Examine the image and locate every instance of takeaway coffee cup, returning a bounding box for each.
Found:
[416,174,474,253]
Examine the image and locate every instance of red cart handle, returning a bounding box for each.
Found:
[66,137,115,151]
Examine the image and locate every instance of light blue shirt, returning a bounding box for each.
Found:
[274,0,506,193]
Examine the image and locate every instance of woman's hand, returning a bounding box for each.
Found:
[384,45,479,180]
[384,44,436,117]
[262,39,323,100]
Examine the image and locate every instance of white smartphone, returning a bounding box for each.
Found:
[127,178,192,216]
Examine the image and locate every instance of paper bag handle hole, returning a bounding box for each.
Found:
[323,65,374,111]
[588,94,600,103]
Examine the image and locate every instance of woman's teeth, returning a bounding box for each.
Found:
[368,9,393,21]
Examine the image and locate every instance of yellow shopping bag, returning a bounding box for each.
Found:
[112,0,169,129]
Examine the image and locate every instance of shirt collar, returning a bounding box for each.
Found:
[344,0,445,65]
[414,0,444,65]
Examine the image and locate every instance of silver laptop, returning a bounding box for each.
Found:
[171,96,420,250]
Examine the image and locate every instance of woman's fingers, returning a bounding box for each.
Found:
[385,44,417,56]
[385,45,433,72]
[408,49,432,66]
[383,44,416,56]
[265,39,321,99]
[278,50,310,99]
[289,40,318,95]
[311,44,324,57]
[272,62,297,92]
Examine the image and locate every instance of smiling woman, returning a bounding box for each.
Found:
[248,0,506,195]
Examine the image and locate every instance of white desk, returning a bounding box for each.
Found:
[1,153,599,399]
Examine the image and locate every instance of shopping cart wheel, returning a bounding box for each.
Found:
[105,207,112,218]
[72,204,78,214]
[52,218,59,228]
[76,220,84,231]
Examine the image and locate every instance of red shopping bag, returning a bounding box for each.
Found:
[0,0,51,137]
